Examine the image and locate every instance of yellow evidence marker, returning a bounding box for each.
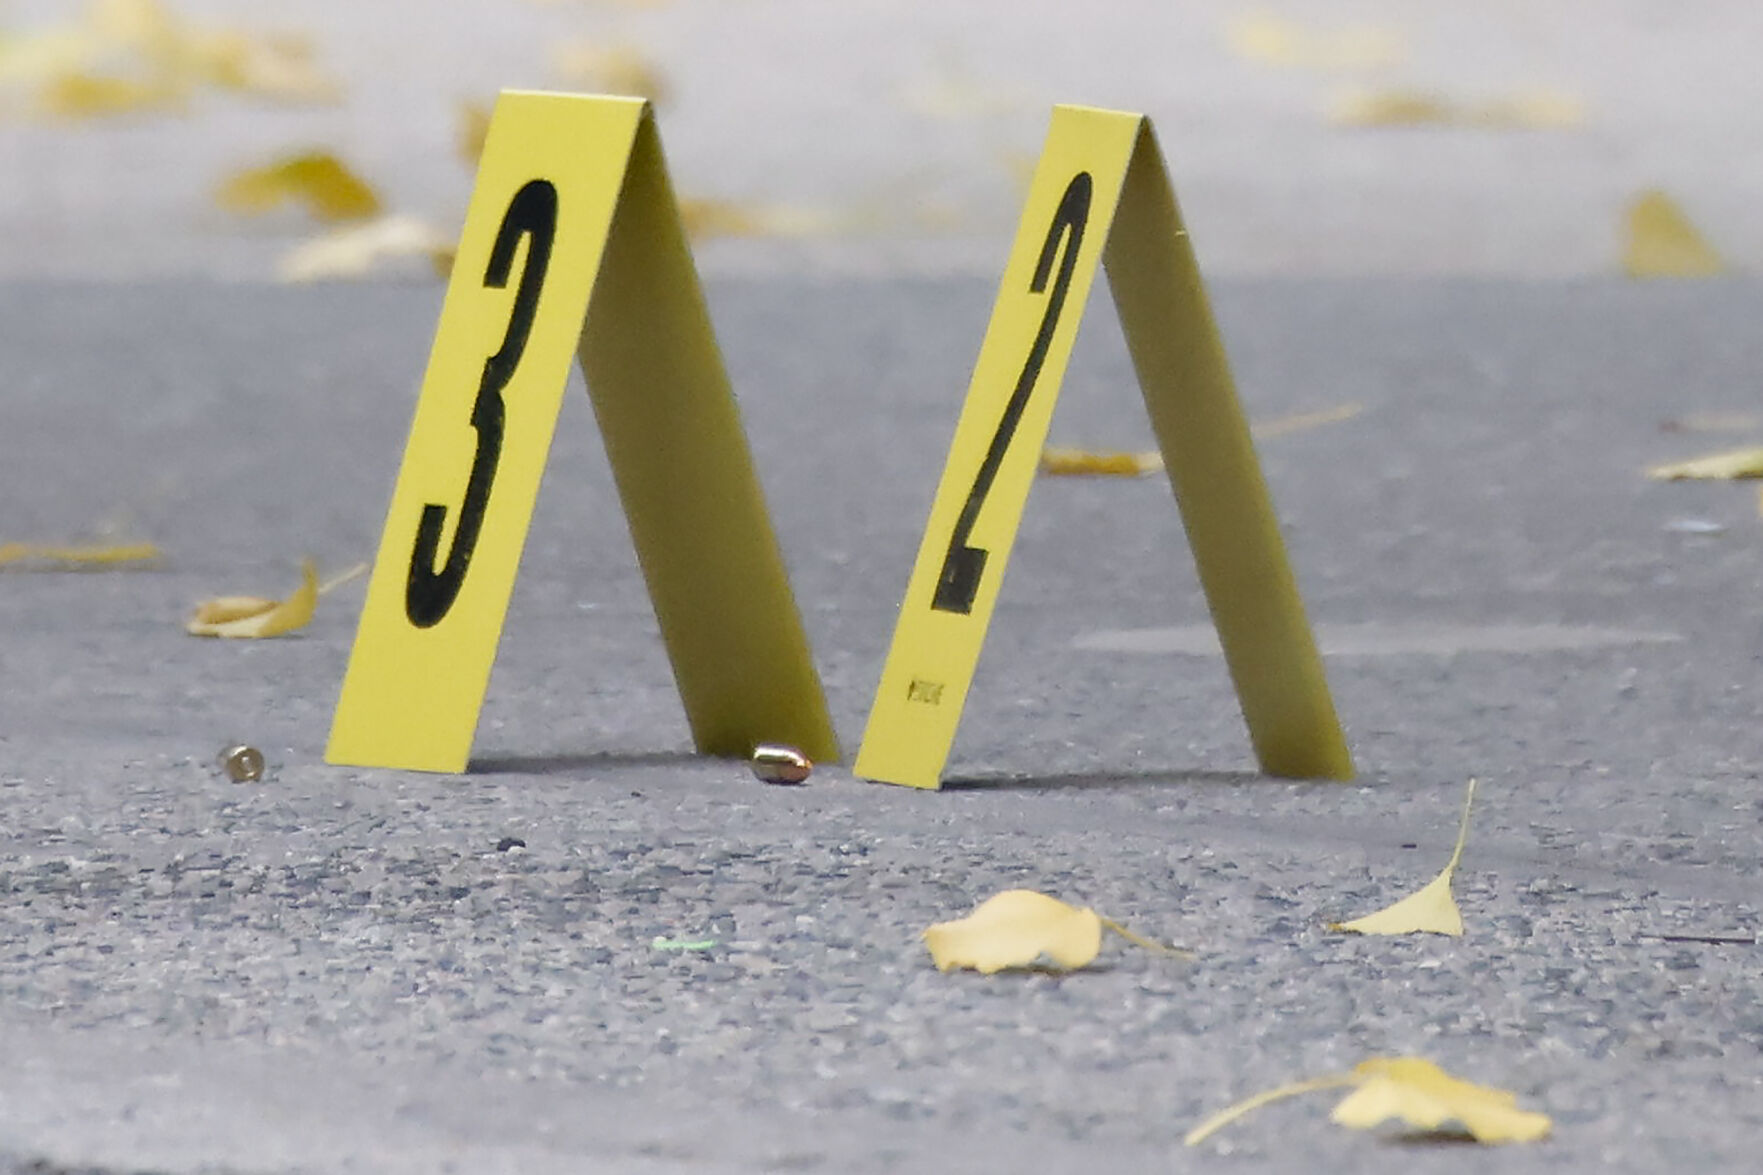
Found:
[854,104,1352,790]
[328,92,837,773]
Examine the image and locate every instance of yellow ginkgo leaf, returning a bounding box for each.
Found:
[1623,190,1726,278]
[456,99,492,166]
[88,0,179,53]
[0,541,160,568]
[1331,88,1581,130]
[1330,778,1477,936]
[1040,447,1163,477]
[1041,404,1364,478]
[36,70,185,118]
[277,215,452,283]
[187,558,317,638]
[0,30,101,85]
[1227,14,1404,71]
[1332,1058,1552,1143]
[926,890,1102,973]
[923,889,1187,974]
[1329,89,1452,126]
[549,41,668,102]
[186,31,340,103]
[1645,446,1763,480]
[1252,401,1366,439]
[675,197,849,242]
[1185,1056,1550,1147]
[215,151,381,222]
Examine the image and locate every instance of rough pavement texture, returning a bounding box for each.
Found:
[1,277,1761,1171]
[3,0,1762,280]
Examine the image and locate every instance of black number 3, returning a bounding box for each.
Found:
[932,171,1092,614]
[406,179,558,628]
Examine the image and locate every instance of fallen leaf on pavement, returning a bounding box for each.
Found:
[1253,401,1366,439]
[215,150,381,222]
[1041,403,1364,477]
[1623,190,1725,278]
[35,69,184,117]
[1645,446,1763,480]
[186,559,360,638]
[0,541,160,568]
[1331,88,1581,129]
[277,214,452,282]
[1227,13,1404,71]
[456,99,492,166]
[677,197,843,241]
[1330,778,1477,936]
[1040,447,1163,477]
[12,1,338,116]
[1185,1056,1550,1146]
[0,30,95,86]
[187,30,340,103]
[549,41,667,102]
[899,66,1023,120]
[924,889,1187,974]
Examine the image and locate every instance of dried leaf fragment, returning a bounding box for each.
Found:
[1041,403,1363,478]
[549,41,667,102]
[1040,447,1163,477]
[187,31,340,103]
[1331,88,1581,129]
[1331,778,1477,936]
[1253,401,1366,439]
[456,99,492,166]
[215,151,381,222]
[676,197,843,241]
[187,558,316,637]
[1623,190,1725,278]
[923,889,1187,974]
[1228,14,1404,71]
[1645,446,1763,481]
[925,890,1102,973]
[1185,1056,1550,1147]
[35,70,185,117]
[13,1,338,118]
[0,30,95,86]
[277,215,452,282]
[0,541,160,568]
[1333,1058,1552,1142]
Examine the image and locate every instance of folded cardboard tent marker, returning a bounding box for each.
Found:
[327,92,837,774]
[853,104,1353,789]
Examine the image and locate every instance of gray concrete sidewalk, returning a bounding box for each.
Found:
[1,276,1760,1171]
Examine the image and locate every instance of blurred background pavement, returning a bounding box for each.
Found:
[2,0,1760,281]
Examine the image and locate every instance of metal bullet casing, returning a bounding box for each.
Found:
[750,743,811,785]
[219,744,265,782]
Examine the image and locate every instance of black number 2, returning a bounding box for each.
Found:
[931,171,1092,614]
[406,179,558,628]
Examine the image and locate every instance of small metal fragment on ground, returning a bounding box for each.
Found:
[652,937,718,952]
[219,744,264,782]
[751,743,812,785]
[496,836,526,852]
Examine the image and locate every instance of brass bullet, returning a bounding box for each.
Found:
[750,743,811,785]
[219,744,265,782]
